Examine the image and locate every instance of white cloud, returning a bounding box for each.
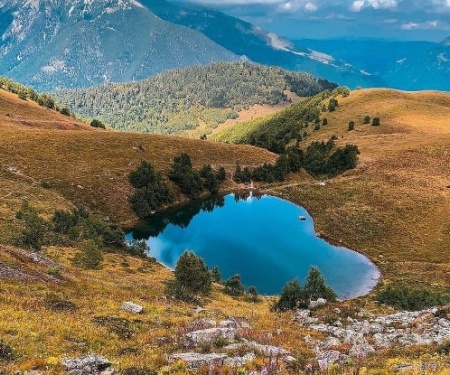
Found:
[350,0,398,12]
[401,20,439,29]
[276,0,318,13]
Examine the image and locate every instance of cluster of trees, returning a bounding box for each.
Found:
[128,161,174,219]
[234,147,303,184]
[273,267,337,311]
[55,62,336,135]
[376,284,450,310]
[169,251,259,302]
[348,116,381,131]
[168,153,226,198]
[303,138,360,177]
[128,155,227,219]
[235,138,359,182]
[0,76,70,116]
[14,202,147,269]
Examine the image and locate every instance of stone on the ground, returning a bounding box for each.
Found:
[121,301,143,314]
[187,319,217,331]
[184,328,238,348]
[224,352,256,366]
[61,354,114,375]
[170,353,228,369]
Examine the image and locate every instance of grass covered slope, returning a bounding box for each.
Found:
[0,88,276,231]
[263,89,450,286]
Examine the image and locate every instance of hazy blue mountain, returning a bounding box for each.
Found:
[142,0,383,88]
[0,0,237,91]
[297,39,450,91]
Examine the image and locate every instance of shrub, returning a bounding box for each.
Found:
[372,117,381,126]
[348,121,355,131]
[72,240,103,269]
[363,115,371,124]
[224,274,245,296]
[172,251,212,300]
[247,286,259,302]
[210,266,222,283]
[272,279,308,311]
[126,239,150,257]
[328,98,338,112]
[90,119,106,129]
[0,342,13,361]
[322,118,328,126]
[15,201,48,251]
[376,284,450,310]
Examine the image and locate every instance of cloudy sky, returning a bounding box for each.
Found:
[174,0,450,41]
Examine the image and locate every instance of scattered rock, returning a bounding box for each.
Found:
[184,328,238,348]
[187,319,217,332]
[224,353,256,367]
[349,343,375,358]
[317,350,347,370]
[191,306,206,314]
[121,302,143,314]
[219,319,238,328]
[394,363,414,373]
[170,353,228,369]
[224,339,289,356]
[60,354,114,375]
[283,355,296,363]
[76,185,84,190]
[309,299,327,309]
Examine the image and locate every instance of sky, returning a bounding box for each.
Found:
[174,0,450,41]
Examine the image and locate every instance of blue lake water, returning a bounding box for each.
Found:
[126,192,380,298]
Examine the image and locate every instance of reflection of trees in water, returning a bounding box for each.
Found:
[130,195,225,239]
[233,190,264,202]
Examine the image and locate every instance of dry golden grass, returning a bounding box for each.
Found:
[3,87,450,373]
[0,89,276,228]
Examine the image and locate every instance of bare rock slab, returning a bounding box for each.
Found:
[184,328,238,348]
[60,354,114,375]
[170,353,228,368]
[121,301,143,314]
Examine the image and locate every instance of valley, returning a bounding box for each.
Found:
[1,84,450,373]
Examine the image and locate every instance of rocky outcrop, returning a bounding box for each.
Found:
[60,354,114,375]
[184,328,238,348]
[170,353,228,368]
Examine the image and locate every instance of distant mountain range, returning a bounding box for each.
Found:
[0,0,447,92]
[297,38,450,91]
[0,0,378,91]
[0,0,237,91]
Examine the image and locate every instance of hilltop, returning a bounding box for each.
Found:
[55,62,336,137]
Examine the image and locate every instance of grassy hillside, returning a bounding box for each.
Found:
[259,89,450,286]
[3,87,450,373]
[0,88,275,233]
[55,62,336,137]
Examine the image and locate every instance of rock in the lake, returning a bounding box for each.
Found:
[184,328,238,348]
[61,354,114,375]
[121,301,143,314]
[170,353,228,369]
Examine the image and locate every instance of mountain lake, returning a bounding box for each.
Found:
[126,192,380,298]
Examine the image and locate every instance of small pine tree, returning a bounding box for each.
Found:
[322,118,328,126]
[173,251,212,299]
[304,267,337,301]
[348,121,355,131]
[16,201,48,251]
[210,266,222,283]
[273,279,308,311]
[224,274,245,296]
[72,240,103,269]
[372,117,381,126]
[363,115,371,124]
